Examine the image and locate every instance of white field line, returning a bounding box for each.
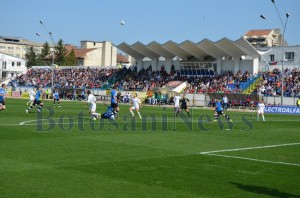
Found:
[0,118,298,127]
[200,142,300,154]
[205,153,300,167]
[200,143,300,167]
[16,118,298,125]
[19,119,48,125]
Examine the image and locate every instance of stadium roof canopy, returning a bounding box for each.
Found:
[117,37,260,60]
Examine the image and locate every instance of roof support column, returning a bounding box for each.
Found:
[151,58,159,72]
[252,58,259,75]
[233,57,241,74]
[216,58,222,75]
[136,59,143,72]
[164,58,173,74]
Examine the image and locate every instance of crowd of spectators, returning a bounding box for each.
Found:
[11,66,300,99]
[256,68,300,97]
[183,70,252,94]
[14,67,114,89]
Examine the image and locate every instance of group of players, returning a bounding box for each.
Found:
[86,85,142,120]
[25,87,60,113]
[0,83,266,122]
[173,92,266,122]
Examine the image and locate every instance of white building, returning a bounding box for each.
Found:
[258,45,300,72]
[0,52,27,80]
[0,36,44,59]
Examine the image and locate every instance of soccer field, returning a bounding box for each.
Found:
[1,98,300,197]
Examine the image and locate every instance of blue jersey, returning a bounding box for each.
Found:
[0,88,6,101]
[111,89,117,103]
[103,106,117,119]
[35,90,42,101]
[54,92,59,99]
[215,101,223,112]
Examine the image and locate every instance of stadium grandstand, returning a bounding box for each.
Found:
[3,36,300,107]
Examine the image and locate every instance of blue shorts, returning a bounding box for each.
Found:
[216,110,224,115]
[111,102,119,108]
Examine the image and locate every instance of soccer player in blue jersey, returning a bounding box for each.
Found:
[110,85,119,112]
[26,87,44,113]
[101,106,118,120]
[214,98,232,122]
[53,89,61,107]
[0,83,6,111]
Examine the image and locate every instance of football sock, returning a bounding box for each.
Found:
[137,111,142,118]
[130,110,134,116]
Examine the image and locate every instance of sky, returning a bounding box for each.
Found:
[1,0,300,47]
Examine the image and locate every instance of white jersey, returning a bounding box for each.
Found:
[131,97,141,109]
[29,90,36,101]
[174,95,181,107]
[257,102,265,113]
[88,94,97,112]
[88,94,96,104]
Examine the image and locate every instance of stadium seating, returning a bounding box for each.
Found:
[12,67,300,99]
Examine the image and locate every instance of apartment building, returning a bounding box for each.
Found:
[0,36,44,59]
[244,29,283,48]
[66,41,117,66]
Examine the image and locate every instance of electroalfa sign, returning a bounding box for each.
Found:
[265,106,300,115]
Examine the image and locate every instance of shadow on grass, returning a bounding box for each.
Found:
[229,182,300,198]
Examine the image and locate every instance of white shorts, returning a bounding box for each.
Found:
[30,97,34,101]
[131,106,139,110]
[257,110,264,114]
[89,103,96,112]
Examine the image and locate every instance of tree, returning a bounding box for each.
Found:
[54,39,68,66]
[37,42,51,66]
[64,49,77,66]
[25,46,38,68]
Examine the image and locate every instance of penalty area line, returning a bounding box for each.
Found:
[199,143,300,167]
[205,153,300,167]
[199,142,300,154]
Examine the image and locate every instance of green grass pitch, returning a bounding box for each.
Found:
[0,98,299,197]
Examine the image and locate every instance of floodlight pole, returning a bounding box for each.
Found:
[260,0,289,106]
[38,20,55,89]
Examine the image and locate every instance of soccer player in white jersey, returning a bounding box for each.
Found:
[174,93,181,115]
[27,88,36,106]
[129,93,142,119]
[257,99,266,121]
[87,90,100,120]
